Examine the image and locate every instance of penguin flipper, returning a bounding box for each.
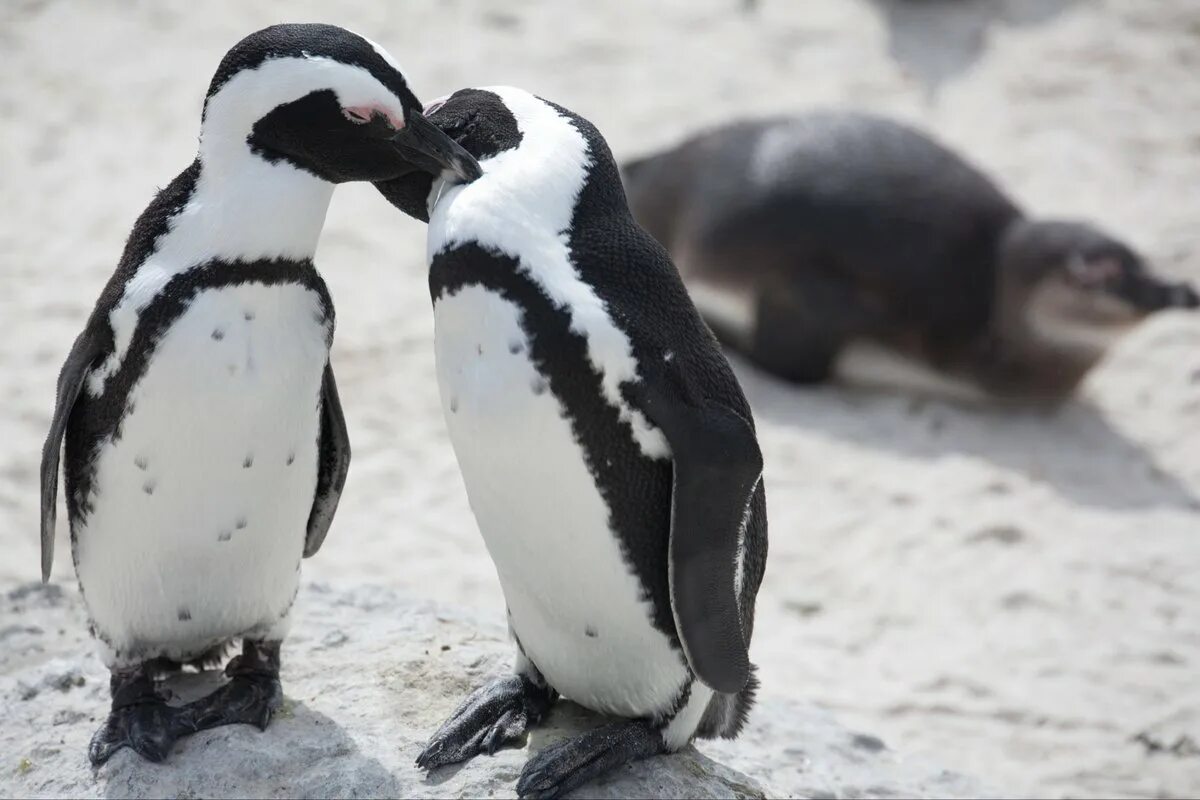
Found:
[633,374,762,694]
[40,327,104,583]
[303,362,350,558]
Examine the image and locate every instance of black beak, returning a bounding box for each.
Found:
[1119,273,1200,312]
[393,112,482,184]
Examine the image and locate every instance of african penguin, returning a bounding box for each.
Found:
[40,23,480,765]
[376,87,767,799]
[622,112,1199,402]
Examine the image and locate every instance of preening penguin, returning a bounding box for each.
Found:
[377,87,767,798]
[40,23,479,765]
[622,112,1199,401]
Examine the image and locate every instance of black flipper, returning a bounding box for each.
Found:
[304,362,350,558]
[633,373,762,694]
[40,327,105,583]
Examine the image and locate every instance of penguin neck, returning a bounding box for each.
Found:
[975,221,1105,397]
[160,132,335,268]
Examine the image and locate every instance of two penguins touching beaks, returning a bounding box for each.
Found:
[40,23,766,799]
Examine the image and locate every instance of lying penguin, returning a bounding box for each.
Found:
[377,87,767,798]
[622,112,1199,401]
[40,24,479,765]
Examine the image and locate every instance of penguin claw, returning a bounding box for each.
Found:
[515,720,665,800]
[182,672,283,733]
[88,701,187,766]
[417,675,554,769]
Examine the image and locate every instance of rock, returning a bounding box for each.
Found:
[0,583,989,799]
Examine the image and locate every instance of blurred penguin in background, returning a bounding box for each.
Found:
[623,112,1198,403]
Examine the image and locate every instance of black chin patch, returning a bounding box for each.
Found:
[249,90,407,183]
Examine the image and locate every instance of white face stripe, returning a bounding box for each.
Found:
[427,86,669,458]
[200,54,407,161]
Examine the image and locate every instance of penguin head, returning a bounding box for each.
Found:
[376,88,527,221]
[1000,219,1198,349]
[199,24,480,185]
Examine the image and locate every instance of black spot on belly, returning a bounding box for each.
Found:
[449,396,459,414]
[531,376,548,396]
[286,452,295,466]
[218,530,232,542]
[235,517,247,530]
[243,454,254,469]
[477,343,484,356]
[134,456,148,471]
[509,340,524,355]
[244,310,255,321]
[585,626,598,639]
[211,328,225,341]
[142,479,156,495]
[177,608,191,622]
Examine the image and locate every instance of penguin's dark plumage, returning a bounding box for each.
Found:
[378,87,767,798]
[40,23,479,766]
[622,112,1199,401]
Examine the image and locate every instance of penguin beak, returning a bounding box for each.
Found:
[393,112,483,184]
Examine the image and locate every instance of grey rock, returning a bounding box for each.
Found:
[0,583,991,798]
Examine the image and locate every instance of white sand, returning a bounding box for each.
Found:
[1,1,1198,796]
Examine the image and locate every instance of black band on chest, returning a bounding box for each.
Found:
[431,242,680,649]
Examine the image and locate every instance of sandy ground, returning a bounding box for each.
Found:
[1,0,1198,797]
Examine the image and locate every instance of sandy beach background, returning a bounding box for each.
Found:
[1,1,1198,796]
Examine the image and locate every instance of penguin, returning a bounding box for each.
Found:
[621,112,1199,402]
[376,87,768,799]
[40,23,480,765]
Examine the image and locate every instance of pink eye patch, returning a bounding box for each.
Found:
[341,104,405,130]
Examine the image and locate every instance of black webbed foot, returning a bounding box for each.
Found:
[417,674,556,769]
[88,667,188,765]
[180,640,283,733]
[516,720,666,800]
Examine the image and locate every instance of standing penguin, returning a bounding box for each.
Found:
[377,87,767,799]
[622,112,1199,401]
[41,24,480,765]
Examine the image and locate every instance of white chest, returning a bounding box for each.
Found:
[433,284,687,717]
[74,282,330,663]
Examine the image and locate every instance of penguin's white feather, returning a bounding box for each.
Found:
[76,283,328,668]
[434,286,688,717]
[428,86,669,459]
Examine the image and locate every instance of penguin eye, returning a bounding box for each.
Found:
[341,105,405,131]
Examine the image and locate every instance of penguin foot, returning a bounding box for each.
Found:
[89,666,187,765]
[88,699,189,765]
[182,640,283,733]
[417,674,555,769]
[516,720,665,800]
